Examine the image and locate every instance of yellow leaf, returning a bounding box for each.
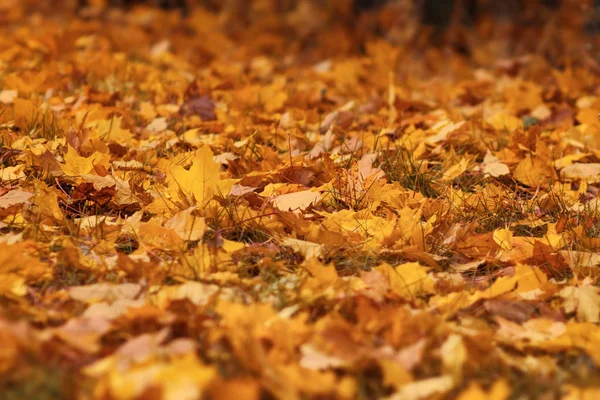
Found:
[102,353,215,400]
[263,90,287,113]
[62,145,94,176]
[442,158,469,182]
[0,242,49,283]
[563,385,600,400]
[151,281,220,309]
[222,239,245,253]
[554,153,589,169]
[31,180,64,221]
[89,116,135,145]
[139,101,157,120]
[304,260,338,283]
[138,221,184,250]
[208,379,260,400]
[167,146,221,205]
[513,156,556,187]
[484,273,517,298]
[467,265,547,305]
[0,274,26,297]
[513,264,548,293]
[427,120,466,144]
[317,209,396,249]
[62,146,110,177]
[492,228,513,251]
[282,238,324,261]
[576,108,600,125]
[441,334,467,382]
[379,360,413,390]
[165,206,206,241]
[377,262,435,299]
[487,114,521,132]
[457,380,509,400]
[0,165,25,181]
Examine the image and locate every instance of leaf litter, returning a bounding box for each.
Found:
[1,1,600,399]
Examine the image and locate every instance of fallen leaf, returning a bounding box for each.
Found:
[387,375,454,400]
[272,190,321,212]
[180,96,216,120]
[0,89,17,104]
[560,283,600,323]
[482,150,510,177]
[0,189,33,208]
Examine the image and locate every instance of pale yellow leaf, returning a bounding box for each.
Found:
[482,151,510,177]
[272,190,321,212]
[0,189,32,208]
[561,163,600,182]
[441,334,467,382]
[0,89,17,104]
[165,206,206,241]
[282,238,324,261]
[560,285,600,323]
[387,375,454,400]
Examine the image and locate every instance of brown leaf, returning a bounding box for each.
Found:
[180,95,216,120]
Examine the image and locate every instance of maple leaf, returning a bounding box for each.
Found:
[87,116,135,145]
[166,145,221,205]
[560,281,600,323]
[481,150,510,177]
[561,163,600,182]
[442,160,468,183]
[62,145,110,176]
[138,220,185,250]
[272,190,321,212]
[151,281,220,309]
[377,262,435,299]
[0,165,24,183]
[282,237,324,261]
[0,243,49,284]
[165,206,206,241]
[513,156,557,187]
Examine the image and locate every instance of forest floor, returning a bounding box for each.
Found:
[2,1,600,399]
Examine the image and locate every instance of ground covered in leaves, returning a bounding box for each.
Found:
[3,1,600,399]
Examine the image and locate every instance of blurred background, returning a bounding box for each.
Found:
[1,0,599,76]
